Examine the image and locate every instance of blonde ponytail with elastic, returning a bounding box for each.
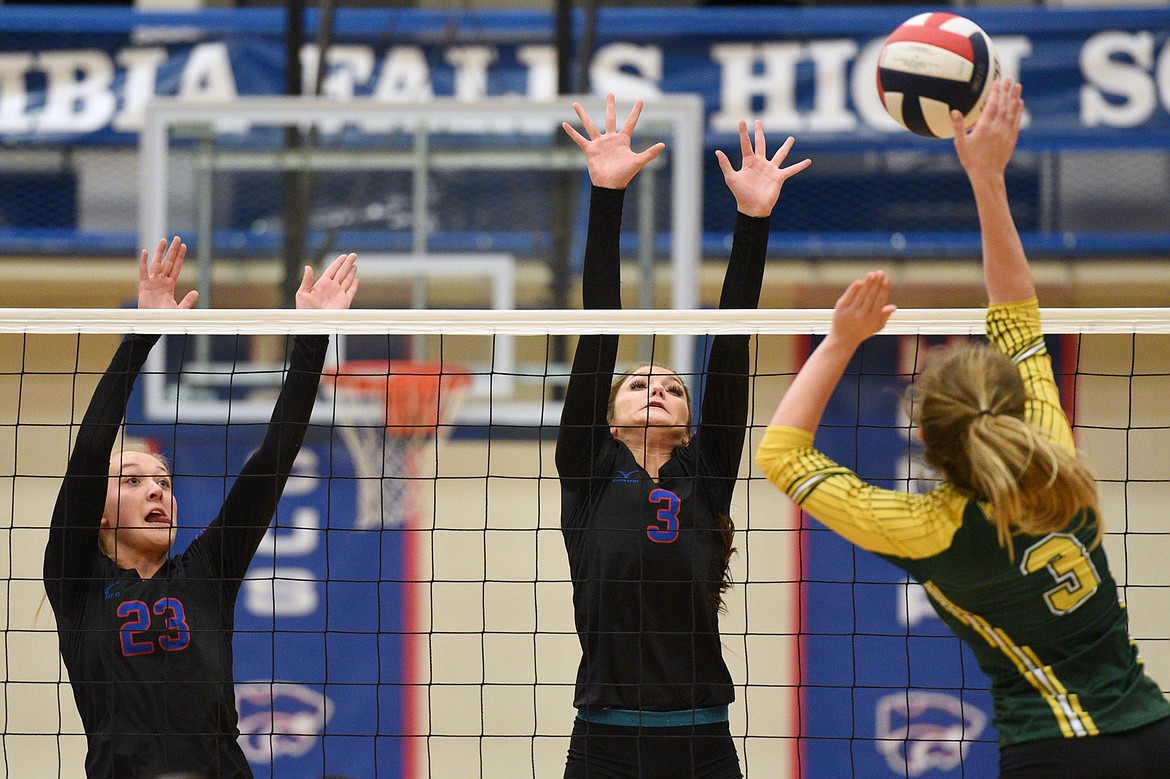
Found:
[910,344,1100,557]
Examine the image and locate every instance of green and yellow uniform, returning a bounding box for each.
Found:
[757,298,1170,747]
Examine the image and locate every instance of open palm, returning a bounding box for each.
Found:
[562,94,665,190]
[716,120,811,218]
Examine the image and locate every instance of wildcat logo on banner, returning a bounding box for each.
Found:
[236,682,334,762]
[874,691,989,776]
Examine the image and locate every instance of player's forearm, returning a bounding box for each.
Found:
[718,212,769,311]
[581,186,625,310]
[969,173,1035,304]
[770,333,857,434]
[557,333,618,476]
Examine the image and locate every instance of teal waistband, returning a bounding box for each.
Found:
[576,705,729,728]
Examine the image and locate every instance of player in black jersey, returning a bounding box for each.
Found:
[758,79,1170,778]
[557,95,810,779]
[43,237,359,779]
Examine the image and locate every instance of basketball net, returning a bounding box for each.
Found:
[324,360,472,530]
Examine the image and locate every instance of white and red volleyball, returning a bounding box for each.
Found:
[877,12,1000,138]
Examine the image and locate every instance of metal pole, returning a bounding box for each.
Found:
[637,164,656,362]
[280,0,309,310]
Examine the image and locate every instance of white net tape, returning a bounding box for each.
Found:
[6,307,1170,335]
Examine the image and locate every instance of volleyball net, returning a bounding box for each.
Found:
[2,307,1169,779]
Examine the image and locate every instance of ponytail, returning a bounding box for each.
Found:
[911,344,1100,557]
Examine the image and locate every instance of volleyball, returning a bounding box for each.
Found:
[877,12,1000,138]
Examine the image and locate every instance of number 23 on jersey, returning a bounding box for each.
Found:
[117,597,191,656]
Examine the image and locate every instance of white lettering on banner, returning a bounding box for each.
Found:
[112,48,167,132]
[37,50,116,133]
[300,44,376,98]
[244,567,319,617]
[283,447,320,497]
[714,36,1032,135]
[249,448,321,617]
[710,42,803,133]
[806,39,859,133]
[591,43,664,100]
[12,30,1170,137]
[257,506,320,557]
[517,45,557,99]
[446,46,497,100]
[373,46,434,101]
[852,37,901,132]
[0,53,33,133]
[178,42,239,101]
[301,44,379,134]
[1081,31,1157,128]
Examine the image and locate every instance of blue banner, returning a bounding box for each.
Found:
[1,6,1169,149]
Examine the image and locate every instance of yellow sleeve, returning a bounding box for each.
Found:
[986,298,1075,455]
[756,425,969,559]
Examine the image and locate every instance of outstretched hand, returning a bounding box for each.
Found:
[562,94,666,190]
[138,236,198,310]
[296,252,359,310]
[716,120,811,218]
[952,78,1023,182]
[830,271,897,348]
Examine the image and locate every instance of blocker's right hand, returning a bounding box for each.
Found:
[138,236,198,310]
[296,252,359,311]
[952,78,1023,182]
[562,93,665,190]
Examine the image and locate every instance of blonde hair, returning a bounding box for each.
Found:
[606,365,693,432]
[909,343,1100,556]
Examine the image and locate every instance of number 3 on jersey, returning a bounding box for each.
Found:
[647,488,680,543]
[1020,533,1101,616]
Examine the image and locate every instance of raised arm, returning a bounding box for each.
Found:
[768,272,897,435]
[556,96,663,479]
[952,79,1032,304]
[194,253,358,583]
[699,123,810,475]
[754,273,970,562]
[955,80,1072,451]
[45,238,195,612]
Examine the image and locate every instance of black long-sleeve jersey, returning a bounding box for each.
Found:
[44,332,328,779]
[555,186,768,712]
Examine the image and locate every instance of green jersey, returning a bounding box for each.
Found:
[757,298,1170,747]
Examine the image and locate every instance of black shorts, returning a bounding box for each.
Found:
[999,716,1170,779]
[563,717,742,779]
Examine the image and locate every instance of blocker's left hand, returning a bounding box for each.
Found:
[716,120,810,218]
[296,252,359,310]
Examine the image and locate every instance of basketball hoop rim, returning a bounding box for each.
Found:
[325,359,472,439]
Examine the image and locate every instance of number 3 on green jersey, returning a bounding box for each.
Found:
[1020,533,1102,616]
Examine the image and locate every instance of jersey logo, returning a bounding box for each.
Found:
[116,597,192,656]
[103,583,120,600]
[612,469,641,484]
[646,488,681,543]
